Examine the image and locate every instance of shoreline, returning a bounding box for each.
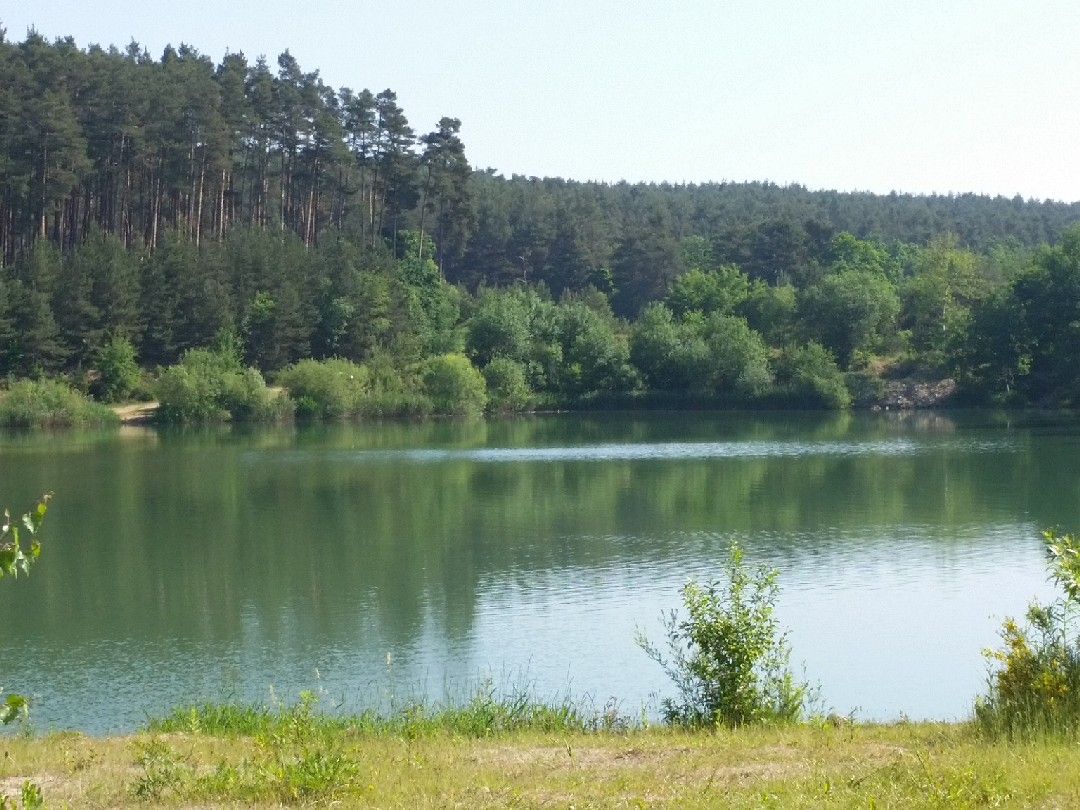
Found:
[104,378,961,428]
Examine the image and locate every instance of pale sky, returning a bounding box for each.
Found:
[4,0,1080,201]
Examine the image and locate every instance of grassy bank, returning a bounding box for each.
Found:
[0,380,118,429]
[2,716,1078,807]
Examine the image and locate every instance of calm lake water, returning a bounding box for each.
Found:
[1,410,1077,733]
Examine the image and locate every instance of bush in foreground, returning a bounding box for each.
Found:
[978,529,1080,737]
[638,543,810,727]
[0,380,118,429]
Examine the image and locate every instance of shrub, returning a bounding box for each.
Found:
[631,303,711,391]
[223,368,294,422]
[155,348,292,423]
[556,301,639,397]
[0,380,118,429]
[358,354,432,417]
[276,357,431,418]
[637,543,810,727]
[92,335,142,403]
[483,357,532,412]
[703,313,772,398]
[465,289,534,367]
[977,529,1080,737]
[775,342,852,409]
[667,265,750,317]
[631,306,771,400]
[155,363,225,421]
[276,358,368,418]
[422,353,487,416]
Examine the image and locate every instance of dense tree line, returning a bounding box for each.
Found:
[4,32,1080,276]
[4,218,1076,413]
[0,29,471,269]
[3,30,1080,413]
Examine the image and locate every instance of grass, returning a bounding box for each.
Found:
[5,700,1080,807]
[149,689,602,739]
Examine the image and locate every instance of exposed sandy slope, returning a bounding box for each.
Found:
[110,401,159,424]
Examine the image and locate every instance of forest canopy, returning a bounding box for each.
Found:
[2,29,1080,413]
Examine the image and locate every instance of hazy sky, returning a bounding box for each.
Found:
[4,0,1080,201]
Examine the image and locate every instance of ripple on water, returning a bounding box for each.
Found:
[245,437,1017,465]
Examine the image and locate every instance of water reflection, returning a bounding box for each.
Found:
[0,410,1077,731]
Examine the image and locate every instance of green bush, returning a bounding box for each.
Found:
[483,357,532,412]
[631,303,711,391]
[703,313,772,398]
[91,335,142,403]
[465,289,534,367]
[775,342,852,409]
[555,300,639,398]
[357,355,432,417]
[156,348,292,423]
[155,364,224,421]
[638,543,810,727]
[977,530,1080,737]
[276,357,431,418]
[631,305,771,400]
[224,368,294,422]
[276,358,367,418]
[422,353,487,416]
[0,380,118,429]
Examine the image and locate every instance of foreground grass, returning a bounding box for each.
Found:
[3,715,1080,807]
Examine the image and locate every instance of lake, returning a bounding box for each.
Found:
[0,410,1076,733]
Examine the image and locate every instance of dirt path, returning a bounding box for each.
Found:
[111,401,159,424]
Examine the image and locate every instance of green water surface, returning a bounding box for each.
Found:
[1,410,1076,732]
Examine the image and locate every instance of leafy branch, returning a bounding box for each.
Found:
[1,493,51,726]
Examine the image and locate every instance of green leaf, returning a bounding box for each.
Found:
[0,692,29,725]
